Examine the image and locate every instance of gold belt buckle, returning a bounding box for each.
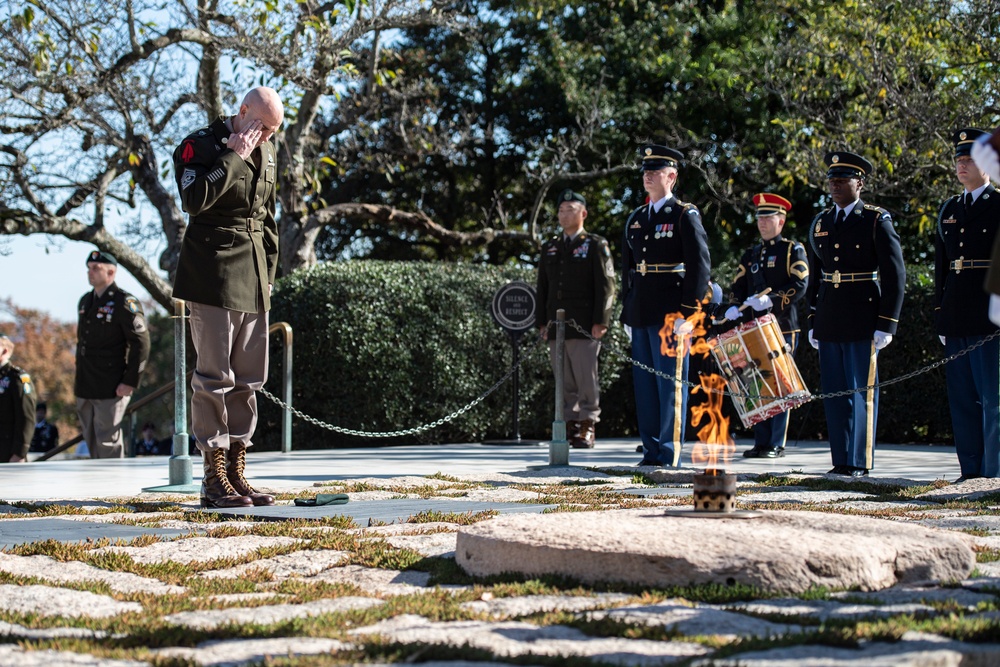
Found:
[638,260,648,276]
[831,270,841,285]
[953,257,964,273]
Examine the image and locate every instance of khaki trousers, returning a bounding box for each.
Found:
[548,338,602,422]
[189,303,269,452]
[76,396,130,459]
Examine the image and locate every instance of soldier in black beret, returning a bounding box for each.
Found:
[535,189,616,448]
[724,193,809,458]
[620,144,711,467]
[935,129,1000,482]
[805,151,905,477]
[0,334,35,463]
[29,401,60,453]
[172,87,283,508]
[75,250,150,459]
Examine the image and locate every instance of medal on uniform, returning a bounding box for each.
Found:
[666,223,674,238]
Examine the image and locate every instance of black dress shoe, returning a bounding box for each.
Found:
[743,447,764,458]
[848,467,869,478]
[636,444,644,453]
[775,448,786,458]
[637,459,662,467]
[827,466,850,475]
[758,448,780,459]
[954,475,981,484]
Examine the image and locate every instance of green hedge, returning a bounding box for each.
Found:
[255,260,955,450]
[256,260,634,448]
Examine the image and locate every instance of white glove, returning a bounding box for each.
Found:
[623,323,632,342]
[808,330,819,349]
[972,133,1000,183]
[873,331,893,350]
[990,294,1000,327]
[724,306,741,321]
[939,335,946,346]
[743,294,773,312]
[674,317,694,335]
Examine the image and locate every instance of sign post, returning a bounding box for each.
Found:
[486,281,540,445]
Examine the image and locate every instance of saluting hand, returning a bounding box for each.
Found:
[227,119,263,160]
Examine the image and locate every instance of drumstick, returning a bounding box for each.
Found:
[736,287,772,313]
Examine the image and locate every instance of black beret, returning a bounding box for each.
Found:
[825,151,872,179]
[86,250,118,266]
[954,128,987,157]
[557,189,586,206]
[641,144,683,171]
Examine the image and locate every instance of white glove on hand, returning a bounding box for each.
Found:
[724,306,741,321]
[623,324,632,342]
[873,331,893,350]
[939,335,946,346]
[808,330,819,349]
[673,317,694,335]
[743,294,773,312]
[972,134,1000,184]
[990,294,1000,327]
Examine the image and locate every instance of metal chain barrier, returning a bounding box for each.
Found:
[258,335,544,438]
[565,318,1000,403]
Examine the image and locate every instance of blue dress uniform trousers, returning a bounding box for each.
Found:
[753,332,798,450]
[819,340,878,469]
[945,335,1000,478]
[632,325,688,466]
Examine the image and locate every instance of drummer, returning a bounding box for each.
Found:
[723,193,809,458]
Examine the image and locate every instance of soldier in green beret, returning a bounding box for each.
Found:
[172,87,284,508]
[0,334,36,463]
[535,189,616,448]
[75,251,150,459]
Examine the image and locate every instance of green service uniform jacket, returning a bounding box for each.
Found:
[0,361,36,460]
[74,283,151,399]
[729,235,809,334]
[172,117,279,313]
[535,231,616,338]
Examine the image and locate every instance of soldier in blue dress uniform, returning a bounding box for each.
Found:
[935,128,1000,482]
[805,152,905,477]
[620,145,711,467]
[724,193,809,458]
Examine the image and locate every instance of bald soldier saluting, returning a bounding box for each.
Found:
[172,87,284,509]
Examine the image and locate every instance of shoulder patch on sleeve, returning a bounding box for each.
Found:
[181,168,196,190]
[19,373,31,393]
[125,296,140,314]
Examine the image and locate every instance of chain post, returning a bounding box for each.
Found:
[168,299,193,486]
[549,309,570,466]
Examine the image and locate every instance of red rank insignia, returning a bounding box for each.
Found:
[181,140,195,163]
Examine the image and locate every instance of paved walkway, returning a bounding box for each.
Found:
[2,438,996,667]
[2,438,961,501]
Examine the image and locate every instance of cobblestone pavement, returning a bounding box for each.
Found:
[1,442,999,666]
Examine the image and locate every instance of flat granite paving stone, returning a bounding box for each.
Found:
[94,535,304,564]
[0,620,111,639]
[198,549,349,580]
[831,585,998,609]
[587,602,803,639]
[917,477,1000,502]
[319,475,456,489]
[917,514,1000,532]
[156,637,350,666]
[835,500,939,512]
[0,517,196,549]
[162,596,383,630]
[383,533,457,558]
[0,584,142,618]
[432,488,544,502]
[350,614,711,665]
[0,553,185,595]
[721,598,935,621]
[201,498,557,523]
[0,504,30,515]
[461,594,633,618]
[694,630,1000,666]
[349,521,462,535]
[738,490,874,504]
[617,488,691,498]
[305,564,455,596]
[0,645,148,666]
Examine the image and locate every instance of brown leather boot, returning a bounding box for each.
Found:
[571,419,596,449]
[226,442,275,506]
[201,448,253,508]
[566,420,580,441]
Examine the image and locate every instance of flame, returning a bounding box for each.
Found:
[659,311,712,357]
[689,373,735,471]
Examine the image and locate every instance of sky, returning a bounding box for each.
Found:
[1,233,159,324]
